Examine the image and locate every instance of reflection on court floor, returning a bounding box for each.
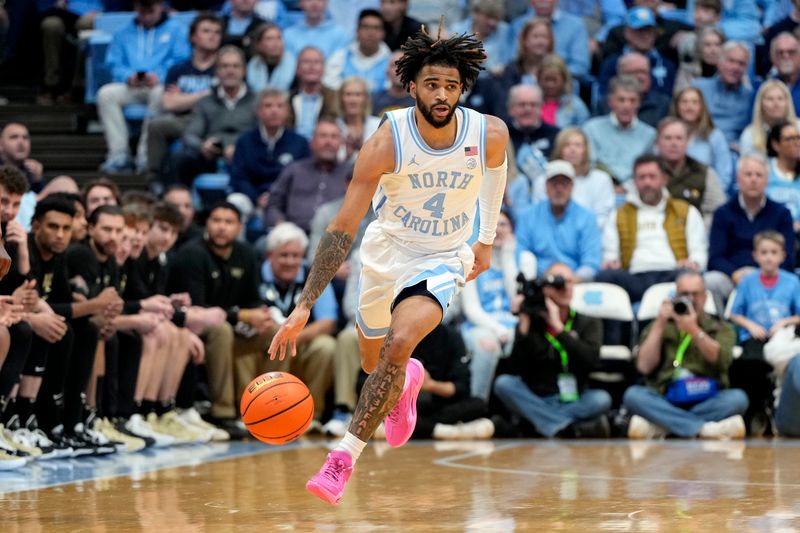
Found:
[3,439,800,531]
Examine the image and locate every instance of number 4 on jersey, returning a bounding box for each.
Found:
[423,193,446,219]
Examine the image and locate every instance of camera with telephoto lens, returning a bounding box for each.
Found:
[672,296,694,315]
[517,273,567,316]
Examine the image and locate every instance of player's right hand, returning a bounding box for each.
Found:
[267,305,311,361]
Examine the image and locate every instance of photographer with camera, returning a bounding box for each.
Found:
[493,263,612,438]
[623,271,748,439]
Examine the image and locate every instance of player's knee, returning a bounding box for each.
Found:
[381,335,416,366]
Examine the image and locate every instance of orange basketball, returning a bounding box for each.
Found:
[240,372,314,445]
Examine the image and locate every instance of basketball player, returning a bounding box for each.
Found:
[267,28,508,505]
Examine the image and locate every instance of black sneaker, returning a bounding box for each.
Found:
[202,416,249,440]
[73,423,117,456]
[5,414,57,460]
[50,425,96,458]
[26,415,72,459]
[569,416,612,439]
[113,418,156,448]
[83,412,126,453]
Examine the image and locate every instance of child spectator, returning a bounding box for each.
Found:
[729,230,800,434]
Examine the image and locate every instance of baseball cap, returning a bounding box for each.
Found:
[626,6,656,29]
[546,160,575,181]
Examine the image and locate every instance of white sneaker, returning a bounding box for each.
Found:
[322,413,352,438]
[10,427,57,460]
[699,415,746,440]
[0,448,25,470]
[627,415,668,440]
[178,408,229,442]
[97,418,146,453]
[150,411,209,444]
[124,414,176,448]
[434,418,495,440]
[1,424,42,458]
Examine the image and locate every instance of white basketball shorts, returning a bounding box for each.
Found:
[355,223,474,339]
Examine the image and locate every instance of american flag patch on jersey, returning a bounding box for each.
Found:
[464,146,478,156]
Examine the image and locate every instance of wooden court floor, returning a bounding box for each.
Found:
[3,438,800,532]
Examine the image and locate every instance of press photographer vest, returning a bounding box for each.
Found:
[665,156,706,211]
[617,198,689,269]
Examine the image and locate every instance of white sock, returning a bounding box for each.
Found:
[334,432,368,463]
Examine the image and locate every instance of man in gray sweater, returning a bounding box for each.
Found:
[167,45,256,186]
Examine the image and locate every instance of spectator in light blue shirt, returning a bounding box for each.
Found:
[516,160,602,281]
[511,0,590,79]
[582,76,657,184]
[96,0,191,173]
[283,0,350,58]
[246,22,297,92]
[692,41,754,145]
[450,0,514,74]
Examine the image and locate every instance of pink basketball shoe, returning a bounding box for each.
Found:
[306,450,354,505]
[384,358,424,448]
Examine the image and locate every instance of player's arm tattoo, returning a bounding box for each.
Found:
[298,230,353,308]
[349,329,405,440]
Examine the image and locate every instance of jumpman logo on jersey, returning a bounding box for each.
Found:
[408,154,419,166]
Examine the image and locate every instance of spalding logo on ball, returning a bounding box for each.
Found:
[240,372,314,445]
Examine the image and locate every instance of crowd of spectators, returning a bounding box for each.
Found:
[2,0,800,469]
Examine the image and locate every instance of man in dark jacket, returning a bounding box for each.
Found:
[230,89,310,208]
[493,263,612,437]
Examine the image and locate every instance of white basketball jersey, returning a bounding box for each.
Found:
[372,106,487,253]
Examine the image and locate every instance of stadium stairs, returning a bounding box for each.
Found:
[0,85,148,190]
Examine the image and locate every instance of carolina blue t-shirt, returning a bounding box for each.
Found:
[730,269,800,341]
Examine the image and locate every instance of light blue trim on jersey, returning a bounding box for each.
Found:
[406,106,470,156]
[479,114,487,174]
[387,111,402,174]
[374,192,387,215]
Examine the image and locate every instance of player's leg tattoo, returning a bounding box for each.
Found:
[349,328,405,440]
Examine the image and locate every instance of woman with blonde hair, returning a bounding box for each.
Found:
[537,54,589,128]
[671,86,733,191]
[740,80,799,156]
[533,127,615,229]
[336,76,381,163]
[495,18,554,113]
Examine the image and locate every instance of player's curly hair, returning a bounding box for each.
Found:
[395,22,487,93]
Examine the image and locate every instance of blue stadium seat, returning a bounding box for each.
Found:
[193,173,231,208]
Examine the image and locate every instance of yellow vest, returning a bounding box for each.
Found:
[617,198,690,269]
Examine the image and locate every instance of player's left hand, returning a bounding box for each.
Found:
[267,304,311,361]
[466,242,492,282]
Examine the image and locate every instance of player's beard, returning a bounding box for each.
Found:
[418,100,457,129]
